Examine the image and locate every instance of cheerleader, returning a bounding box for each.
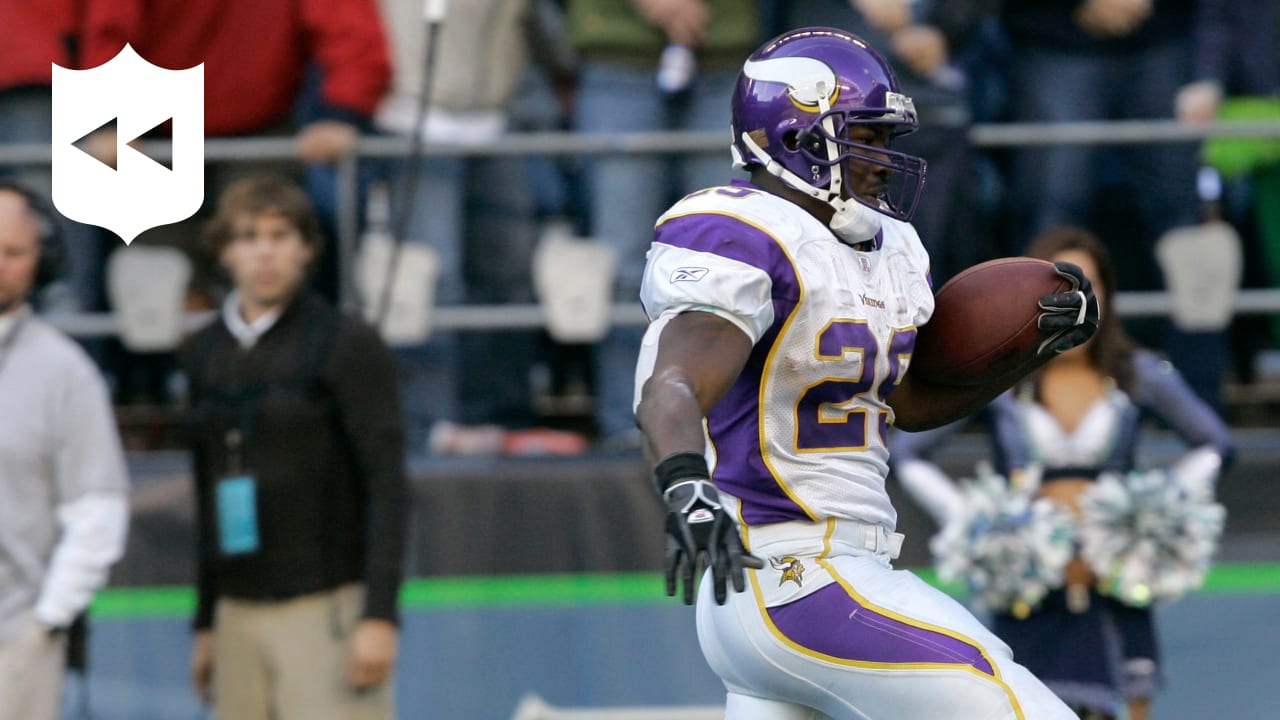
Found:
[890,227,1234,720]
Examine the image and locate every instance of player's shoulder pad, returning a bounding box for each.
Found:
[879,217,929,265]
[660,184,798,233]
[655,186,809,266]
[879,217,932,286]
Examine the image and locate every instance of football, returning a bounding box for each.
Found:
[910,258,1070,387]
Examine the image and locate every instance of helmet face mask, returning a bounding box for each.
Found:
[789,110,927,221]
[731,28,928,228]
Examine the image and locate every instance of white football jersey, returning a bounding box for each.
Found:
[635,182,934,530]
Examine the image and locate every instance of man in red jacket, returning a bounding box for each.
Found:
[0,0,75,158]
[79,0,391,163]
[76,0,391,315]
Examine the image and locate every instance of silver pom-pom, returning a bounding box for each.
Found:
[1078,467,1226,607]
[931,464,1077,616]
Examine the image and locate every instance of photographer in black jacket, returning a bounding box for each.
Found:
[181,175,407,720]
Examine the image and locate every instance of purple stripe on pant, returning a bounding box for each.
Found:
[768,583,996,677]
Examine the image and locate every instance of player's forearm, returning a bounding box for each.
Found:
[636,369,709,466]
[891,365,1032,431]
[634,312,754,465]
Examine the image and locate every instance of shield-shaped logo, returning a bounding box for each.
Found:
[52,44,204,245]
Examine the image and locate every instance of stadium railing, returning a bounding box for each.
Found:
[3,118,1279,342]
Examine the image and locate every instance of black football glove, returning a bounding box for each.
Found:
[1036,261,1101,357]
[655,452,764,605]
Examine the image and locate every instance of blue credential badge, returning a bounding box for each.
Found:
[216,475,260,555]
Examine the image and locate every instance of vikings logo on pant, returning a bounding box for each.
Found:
[770,556,806,588]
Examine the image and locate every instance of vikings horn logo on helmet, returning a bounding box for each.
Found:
[770,556,806,588]
[742,57,838,111]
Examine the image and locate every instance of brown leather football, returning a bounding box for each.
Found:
[910,258,1069,387]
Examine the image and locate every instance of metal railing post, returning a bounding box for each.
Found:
[3,117,1280,337]
[336,152,361,312]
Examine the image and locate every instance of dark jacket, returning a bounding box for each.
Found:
[1191,0,1279,93]
[777,0,1000,119]
[182,293,408,629]
[1002,0,1194,54]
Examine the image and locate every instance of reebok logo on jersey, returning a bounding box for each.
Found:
[671,267,709,283]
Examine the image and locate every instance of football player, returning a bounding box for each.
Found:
[634,28,1098,719]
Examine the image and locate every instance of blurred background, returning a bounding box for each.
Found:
[2,0,1278,718]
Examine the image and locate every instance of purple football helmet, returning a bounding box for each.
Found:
[731,27,927,232]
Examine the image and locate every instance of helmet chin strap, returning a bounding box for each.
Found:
[739,105,883,244]
[815,85,882,244]
[827,195,883,244]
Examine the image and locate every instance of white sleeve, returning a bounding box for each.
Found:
[34,492,130,627]
[1170,445,1223,496]
[640,243,775,345]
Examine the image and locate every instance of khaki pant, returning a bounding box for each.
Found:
[213,584,393,720]
[0,617,67,720]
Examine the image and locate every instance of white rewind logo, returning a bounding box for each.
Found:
[52,44,205,245]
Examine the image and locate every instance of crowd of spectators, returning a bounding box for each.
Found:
[1,0,1277,456]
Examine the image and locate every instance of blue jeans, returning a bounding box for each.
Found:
[1006,41,1199,250]
[387,153,540,450]
[387,156,466,451]
[457,154,539,427]
[575,61,742,438]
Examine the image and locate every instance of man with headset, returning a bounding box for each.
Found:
[0,179,130,720]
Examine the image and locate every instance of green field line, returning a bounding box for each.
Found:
[92,586,196,619]
[1198,562,1280,593]
[90,562,1280,620]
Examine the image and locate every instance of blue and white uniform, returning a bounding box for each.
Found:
[635,182,1076,720]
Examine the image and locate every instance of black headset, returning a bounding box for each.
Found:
[0,177,67,288]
